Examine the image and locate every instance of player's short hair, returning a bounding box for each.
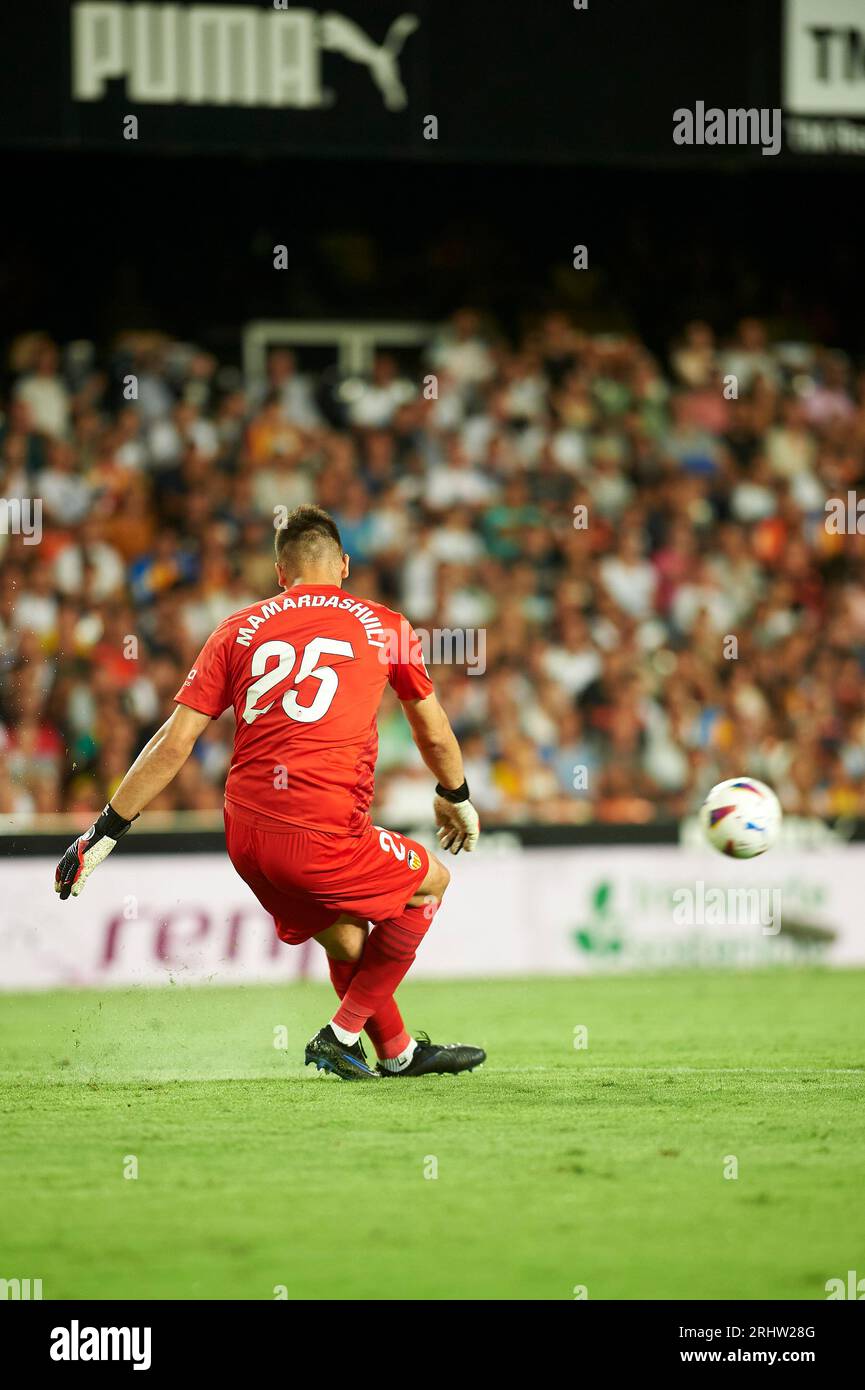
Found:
[274,505,344,573]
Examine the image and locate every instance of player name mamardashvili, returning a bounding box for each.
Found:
[235,594,387,648]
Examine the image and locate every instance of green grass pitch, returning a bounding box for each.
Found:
[1,969,863,1301]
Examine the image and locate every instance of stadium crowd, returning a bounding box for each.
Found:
[1,312,865,826]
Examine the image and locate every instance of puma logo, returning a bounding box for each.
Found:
[319,13,419,111]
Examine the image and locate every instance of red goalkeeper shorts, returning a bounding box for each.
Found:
[224,805,430,944]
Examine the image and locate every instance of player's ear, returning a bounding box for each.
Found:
[341,552,350,580]
[275,560,285,588]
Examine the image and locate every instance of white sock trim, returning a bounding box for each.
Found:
[330,1021,361,1046]
[378,1037,418,1073]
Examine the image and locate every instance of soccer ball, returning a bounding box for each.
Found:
[699,777,782,859]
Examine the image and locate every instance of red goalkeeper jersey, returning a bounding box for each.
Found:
[174,584,432,834]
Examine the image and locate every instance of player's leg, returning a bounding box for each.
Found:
[303,826,485,1079]
[305,847,448,1078]
[408,853,451,906]
[224,818,384,1080]
[315,913,414,1064]
[368,854,450,1063]
[328,851,449,1035]
[315,914,367,963]
[321,850,485,1077]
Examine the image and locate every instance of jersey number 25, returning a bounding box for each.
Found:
[242,638,355,725]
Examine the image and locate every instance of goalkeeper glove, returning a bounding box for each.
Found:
[54,802,136,901]
[434,781,480,855]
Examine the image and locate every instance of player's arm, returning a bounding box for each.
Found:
[54,705,211,900]
[110,704,212,819]
[400,692,480,854]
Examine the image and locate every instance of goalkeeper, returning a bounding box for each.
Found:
[55,505,484,1082]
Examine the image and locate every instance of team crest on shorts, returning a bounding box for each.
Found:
[408,849,422,871]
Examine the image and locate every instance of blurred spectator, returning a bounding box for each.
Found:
[13,337,71,438]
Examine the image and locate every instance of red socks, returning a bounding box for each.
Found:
[331,903,437,1039]
[327,957,409,1058]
